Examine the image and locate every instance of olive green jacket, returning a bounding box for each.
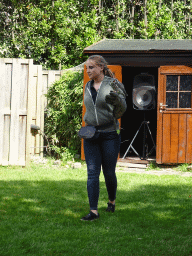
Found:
[83,76,127,132]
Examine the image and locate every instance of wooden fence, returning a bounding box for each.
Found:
[0,58,62,166]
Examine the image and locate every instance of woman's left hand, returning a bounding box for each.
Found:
[105,91,120,105]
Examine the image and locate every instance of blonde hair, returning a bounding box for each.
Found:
[88,55,115,78]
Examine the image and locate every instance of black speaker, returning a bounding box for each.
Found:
[132,73,156,110]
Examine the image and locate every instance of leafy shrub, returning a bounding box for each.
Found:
[44,70,84,159]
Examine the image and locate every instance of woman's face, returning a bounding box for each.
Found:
[85,59,104,80]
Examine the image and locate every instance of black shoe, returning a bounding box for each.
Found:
[106,202,115,212]
[81,211,99,221]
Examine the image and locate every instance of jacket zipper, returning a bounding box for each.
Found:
[87,87,99,126]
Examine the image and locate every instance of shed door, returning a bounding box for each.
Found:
[81,65,122,160]
[157,66,192,164]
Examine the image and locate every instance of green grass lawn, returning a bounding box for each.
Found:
[0,161,192,256]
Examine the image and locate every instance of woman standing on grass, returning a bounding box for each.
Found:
[81,55,127,221]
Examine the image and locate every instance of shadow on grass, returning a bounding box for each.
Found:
[0,179,191,226]
[0,179,88,222]
[0,176,192,222]
[0,173,192,255]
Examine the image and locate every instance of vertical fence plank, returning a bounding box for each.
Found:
[2,116,10,165]
[55,73,61,82]
[18,116,27,166]
[18,63,29,165]
[42,73,48,109]
[4,63,12,111]
[31,66,37,121]
[42,70,61,109]
[9,59,21,165]
[26,59,34,165]
[48,71,57,91]
[0,59,6,165]
[40,89,45,158]
[30,119,36,156]
[36,65,43,155]
[30,65,38,156]
[41,72,48,157]
[2,63,12,165]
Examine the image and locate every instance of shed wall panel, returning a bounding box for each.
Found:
[170,114,179,163]
[186,114,192,163]
[178,114,187,163]
[162,113,192,163]
[162,114,171,163]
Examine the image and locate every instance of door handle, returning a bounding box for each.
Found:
[159,103,168,112]
[160,103,168,108]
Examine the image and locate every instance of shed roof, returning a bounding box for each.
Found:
[83,39,192,53]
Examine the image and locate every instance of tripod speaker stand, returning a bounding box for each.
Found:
[123,73,156,160]
[122,112,156,160]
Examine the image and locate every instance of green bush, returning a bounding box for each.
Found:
[44,70,84,159]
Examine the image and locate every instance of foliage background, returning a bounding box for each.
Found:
[0,0,192,156]
[0,0,192,70]
[44,70,83,158]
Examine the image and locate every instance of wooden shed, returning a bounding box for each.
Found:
[81,39,192,164]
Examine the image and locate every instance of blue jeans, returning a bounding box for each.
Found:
[84,131,121,210]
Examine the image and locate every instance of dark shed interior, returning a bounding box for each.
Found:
[83,39,192,159]
[120,66,158,158]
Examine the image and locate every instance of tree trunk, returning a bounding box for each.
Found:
[131,4,135,39]
[184,0,186,23]
[12,8,15,42]
[159,0,161,10]
[99,0,102,12]
[189,0,192,34]
[51,0,55,68]
[116,0,119,32]
[144,0,147,27]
